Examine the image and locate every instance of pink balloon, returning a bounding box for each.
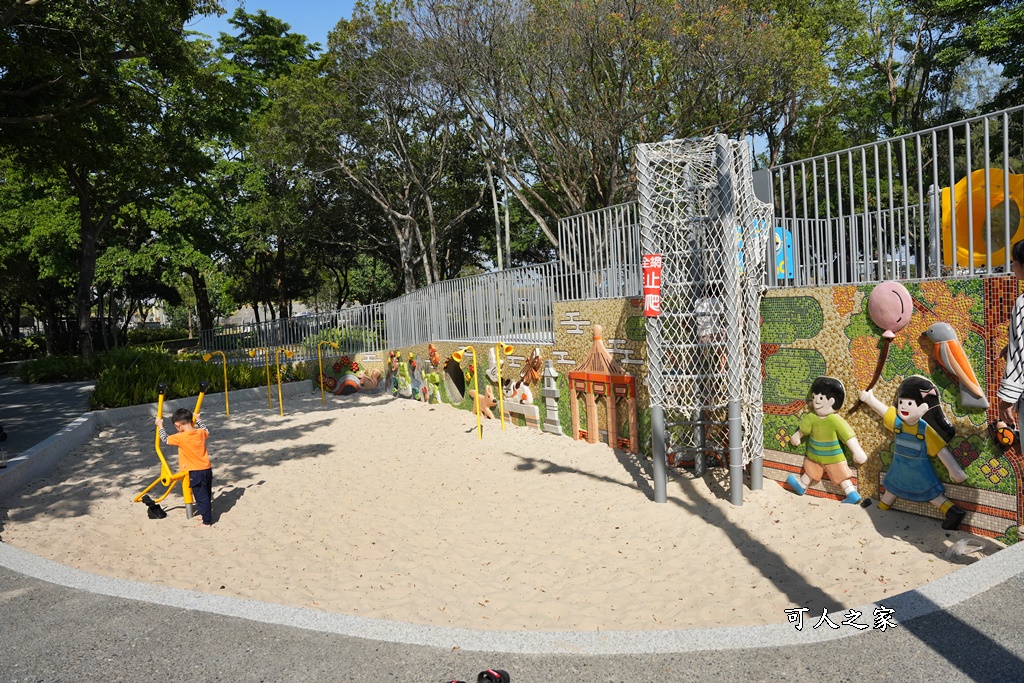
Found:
[867,281,913,339]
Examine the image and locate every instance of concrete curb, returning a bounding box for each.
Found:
[0,539,1020,655]
[0,380,313,504]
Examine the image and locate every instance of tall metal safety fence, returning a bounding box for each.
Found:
[201,105,1023,378]
[764,104,1024,287]
[199,203,644,364]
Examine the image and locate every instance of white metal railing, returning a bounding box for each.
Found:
[201,202,643,362]
[556,201,642,299]
[767,105,1024,287]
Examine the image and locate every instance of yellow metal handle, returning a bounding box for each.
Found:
[154,384,172,479]
[194,380,209,421]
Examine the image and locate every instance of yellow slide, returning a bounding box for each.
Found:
[942,169,1023,268]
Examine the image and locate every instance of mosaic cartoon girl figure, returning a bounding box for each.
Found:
[787,376,867,504]
[859,376,968,530]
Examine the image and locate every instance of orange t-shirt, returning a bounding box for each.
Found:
[166,428,212,472]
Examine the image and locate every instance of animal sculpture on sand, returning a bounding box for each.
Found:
[468,384,498,419]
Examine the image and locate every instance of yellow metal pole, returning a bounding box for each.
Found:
[154,383,168,473]
[494,343,514,431]
[275,348,294,416]
[248,348,272,409]
[318,341,339,406]
[202,351,230,417]
[455,346,481,440]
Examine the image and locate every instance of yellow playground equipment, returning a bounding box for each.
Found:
[134,381,208,520]
[942,168,1024,268]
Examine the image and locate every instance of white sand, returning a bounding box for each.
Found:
[0,392,1001,631]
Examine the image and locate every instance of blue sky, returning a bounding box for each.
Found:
[187,1,358,49]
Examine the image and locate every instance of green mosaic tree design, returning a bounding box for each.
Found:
[760,297,823,343]
[625,316,646,341]
[762,412,802,454]
[762,348,827,406]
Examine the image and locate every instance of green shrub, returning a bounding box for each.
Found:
[126,327,190,345]
[300,326,383,354]
[0,335,45,363]
[16,354,96,382]
[89,347,308,409]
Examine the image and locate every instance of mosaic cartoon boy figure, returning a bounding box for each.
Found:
[787,376,867,504]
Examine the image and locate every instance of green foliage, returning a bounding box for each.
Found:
[126,328,191,345]
[300,326,384,354]
[0,335,44,363]
[16,354,96,382]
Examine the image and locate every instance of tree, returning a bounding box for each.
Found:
[1,0,229,359]
[209,9,320,323]
[264,3,489,294]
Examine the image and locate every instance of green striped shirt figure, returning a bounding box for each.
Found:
[787,376,867,504]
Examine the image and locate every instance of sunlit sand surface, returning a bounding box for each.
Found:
[0,392,1001,631]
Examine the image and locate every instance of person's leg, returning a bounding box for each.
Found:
[189,469,213,525]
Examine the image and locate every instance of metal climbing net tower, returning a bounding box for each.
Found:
[636,135,772,505]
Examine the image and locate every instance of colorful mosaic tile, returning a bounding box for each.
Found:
[762,275,1024,538]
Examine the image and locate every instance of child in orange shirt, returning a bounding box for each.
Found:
[156,408,214,527]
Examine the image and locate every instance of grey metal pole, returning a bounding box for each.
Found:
[715,135,745,506]
[635,141,669,504]
[651,404,667,503]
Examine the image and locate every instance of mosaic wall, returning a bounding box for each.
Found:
[762,277,1022,543]
[552,298,651,451]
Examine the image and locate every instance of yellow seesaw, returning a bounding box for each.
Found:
[134,381,208,520]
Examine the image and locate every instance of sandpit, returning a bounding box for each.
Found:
[0,391,1001,631]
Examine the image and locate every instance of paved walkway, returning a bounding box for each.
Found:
[0,378,1023,681]
[0,376,93,457]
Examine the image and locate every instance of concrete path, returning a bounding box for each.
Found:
[0,376,93,458]
[1,378,1023,681]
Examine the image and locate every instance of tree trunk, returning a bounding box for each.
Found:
[75,219,99,361]
[96,288,109,352]
[39,311,50,356]
[185,266,216,331]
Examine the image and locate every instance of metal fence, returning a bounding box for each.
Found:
[200,106,1023,363]
[201,202,643,363]
[767,105,1024,287]
[555,201,642,300]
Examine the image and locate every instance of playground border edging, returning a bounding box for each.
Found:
[0,537,1021,655]
[1,375,1021,654]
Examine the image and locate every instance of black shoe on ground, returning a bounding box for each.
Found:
[942,504,967,530]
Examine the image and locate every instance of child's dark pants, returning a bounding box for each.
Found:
[189,468,213,525]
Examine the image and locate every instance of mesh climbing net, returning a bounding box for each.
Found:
[636,135,771,471]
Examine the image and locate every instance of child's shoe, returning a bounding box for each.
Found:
[842,490,862,504]
[786,474,806,495]
[942,504,967,530]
